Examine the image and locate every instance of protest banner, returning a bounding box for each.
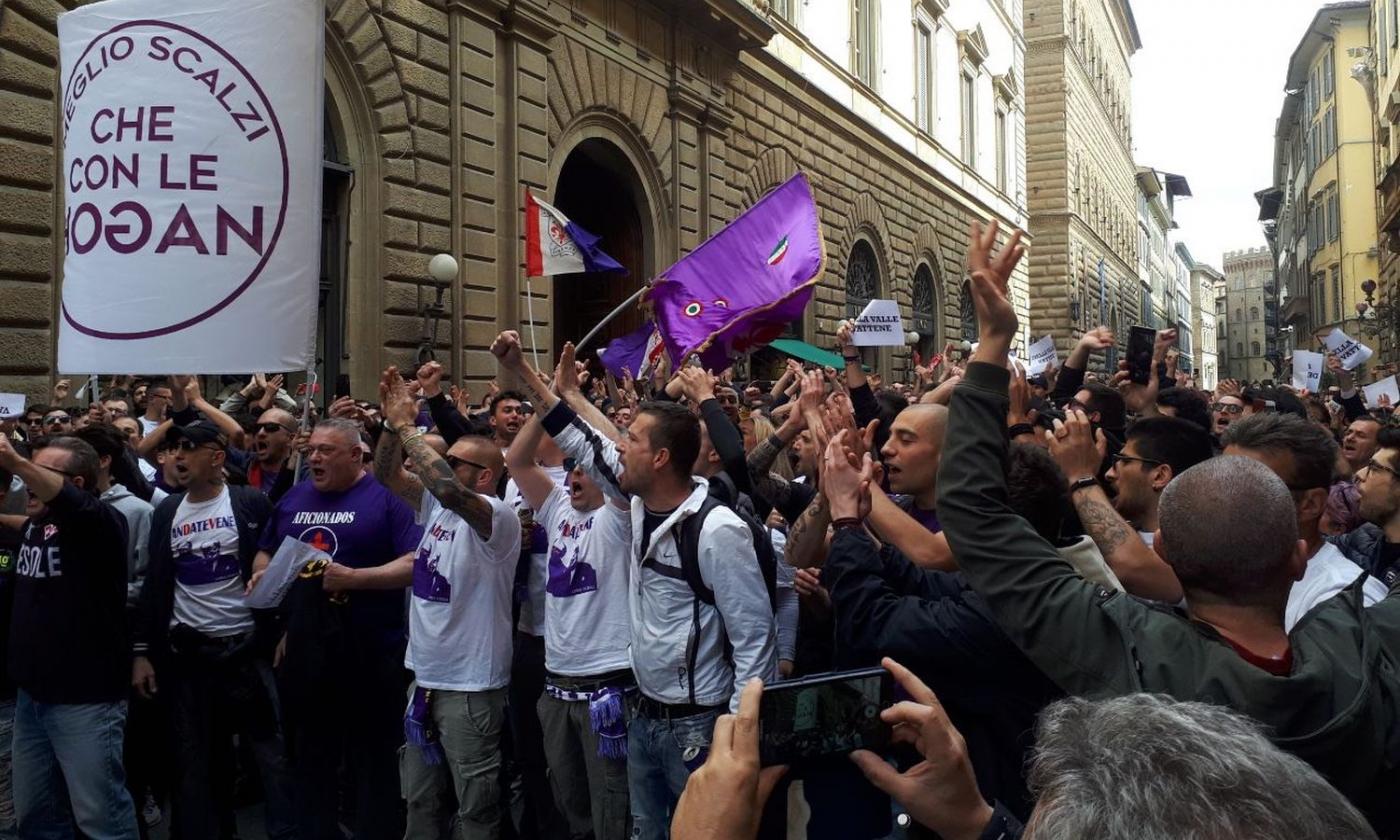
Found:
[1320,328,1373,372]
[57,0,324,373]
[0,395,23,420]
[1364,376,1400,409]
[850,299,905,347]
[1025,335,1058,376]
[1291,350,1324,393]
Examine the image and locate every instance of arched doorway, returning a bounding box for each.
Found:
[552,139,650,355]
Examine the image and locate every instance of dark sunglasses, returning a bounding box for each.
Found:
[37,463,81,479]
[446,454,488,471]
[563,457,578,472]
[44,415,71,425]
[256,422,294,434]
[174,439,220,452]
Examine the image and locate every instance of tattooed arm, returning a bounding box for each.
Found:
[1070,484,1181,602]
[372,425,423,512]
[398,425,495,541]
[784,492,832,570]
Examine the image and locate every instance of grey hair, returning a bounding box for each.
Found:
[38,436,101,494]
[312,418,362,448]
[1158,455,1298,606]
[1026,694,1376,840]
[1221,412,1339,490]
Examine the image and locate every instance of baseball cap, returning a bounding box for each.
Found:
[167,420,229,450]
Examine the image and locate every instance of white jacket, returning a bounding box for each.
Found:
[543,403,777,711]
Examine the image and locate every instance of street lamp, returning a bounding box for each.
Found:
[418,253,458,364]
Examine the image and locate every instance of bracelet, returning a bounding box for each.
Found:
[1007,423,1035,439]
[1068,476,1098,494]
[843,354,861,363]
[399,428,425,447]
[831,517,864,531]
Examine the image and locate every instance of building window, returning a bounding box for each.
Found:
[1251,341,1261,356]
[914,21,934,132]
[1332,266,1342,323]
[1383,2,1392,76]
[912,263,938,358]
[1237,342,1244,357]
[1250,306,1259,320]
[1235,307,1242,322]
[960,280,978,342]
[995,107,1009,192]
[1328,188,1340,242]
[961,70,976,163]
[771,0,794,22]
[1324,49,1335,97]
[852,0,879,88]
[845,239,880,320]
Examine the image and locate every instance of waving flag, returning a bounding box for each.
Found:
[597,322,666,379]
[525,190,626,277]
[647,173,825,371]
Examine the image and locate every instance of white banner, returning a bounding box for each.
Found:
[1291,350,1324,393]
[1025,335,1057,376]
[57,0,324,373]
[850,299,905,347]
[1363,375,1400,409]
[1321,328,1373,372]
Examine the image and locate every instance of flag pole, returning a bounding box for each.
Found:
[525,275,542,370]
[577,286,647,353]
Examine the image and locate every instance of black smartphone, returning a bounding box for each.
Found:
[334,373,352,399]
[758,667,893,766]
[1126,326,1156,385]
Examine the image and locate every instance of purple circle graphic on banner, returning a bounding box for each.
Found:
[60,19,290,340]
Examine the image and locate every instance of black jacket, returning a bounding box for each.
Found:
[825,528,1061,821]
[1329,523,1400,589]
[134,485,275,662]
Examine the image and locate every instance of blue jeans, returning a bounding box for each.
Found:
[12,690,137,840]
[626,707,721,840]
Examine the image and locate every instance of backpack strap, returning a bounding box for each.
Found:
[673,496,722,606]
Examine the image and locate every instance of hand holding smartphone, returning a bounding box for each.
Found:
[758,667,894,766]
[1126,325,1156,385]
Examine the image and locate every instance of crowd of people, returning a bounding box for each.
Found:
[1,220,1398,840]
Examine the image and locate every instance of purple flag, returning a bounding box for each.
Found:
[597,322,665,379]
[647,173,825,371]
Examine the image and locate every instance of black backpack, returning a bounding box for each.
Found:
[670,478,779,612]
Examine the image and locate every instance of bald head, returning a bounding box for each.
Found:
[1159,455,1300,607]
[449,435,505,493]
[882,404,948,503]
[258,408,296,430]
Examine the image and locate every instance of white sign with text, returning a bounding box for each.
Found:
[1025,335,1058,376]
[1292,350,1324,393]
[57,0,324,373]
[850,299,905,347]
[1364,375,1400,409]
[1321,328,1373,372]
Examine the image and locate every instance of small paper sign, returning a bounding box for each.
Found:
[850,299,905,347]
[1364,376,1400,408]
[1322,328,1373,371]
[1292,350,1324,393]
[245,536,329,609]
[0,394,24,420]
[1026,336,1058,376]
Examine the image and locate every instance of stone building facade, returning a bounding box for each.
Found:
[0,0,1028,399]
[1022,0,1140,360]
[1222,247,1276,383]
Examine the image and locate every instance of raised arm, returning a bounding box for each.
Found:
[941,221,1134,695]
[371,420,423,512]
[182,376,247,449]
[556,346,621,443]
[1047,410,1183,602]
[382,366,494,540]
[504,411,560,513]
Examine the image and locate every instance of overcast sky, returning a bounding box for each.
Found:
[1130,0,1331,270]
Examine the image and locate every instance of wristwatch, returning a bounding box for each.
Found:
[1068,476,1098,494]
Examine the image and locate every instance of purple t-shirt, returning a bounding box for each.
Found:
[260,473,423,645]
[894,495,942,534]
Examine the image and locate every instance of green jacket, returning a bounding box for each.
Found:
[939,361,1400,835]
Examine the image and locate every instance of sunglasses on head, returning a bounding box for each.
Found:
[446,454,488,471]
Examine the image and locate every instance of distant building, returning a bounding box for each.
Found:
[1258,1,1377,369]
[1222,247,1277,383]
[1023,0,1141,359]
[1136,168,1191,329]
[1364,0,1400,362]
[1175,244,1222,390]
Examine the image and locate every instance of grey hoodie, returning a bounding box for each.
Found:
[102,483,154,607]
